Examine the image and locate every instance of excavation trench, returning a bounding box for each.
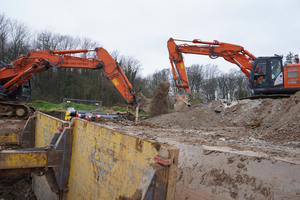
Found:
[1,91,300,199]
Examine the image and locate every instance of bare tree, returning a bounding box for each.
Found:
[201,64,219,101]
[118,55,142,89]
[79,37,101,58]
[0,13,10,62]
[32,28,61,50]
[7,19,31,60]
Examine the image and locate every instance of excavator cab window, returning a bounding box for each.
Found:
[253,60,267,84]
[270,58,282,80]
[22,80,32,98]
[250,56,285,95]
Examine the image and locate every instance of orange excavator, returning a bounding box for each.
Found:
[168,37,300,109]
[0,47,144,118]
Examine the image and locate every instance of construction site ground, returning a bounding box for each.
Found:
[91,92,300,199]
[1,92,300,199]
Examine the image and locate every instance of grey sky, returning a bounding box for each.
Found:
[2,0,300,77]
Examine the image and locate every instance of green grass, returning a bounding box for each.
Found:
[64,102,101,112]
[25,100,149,117]
[25,100,63,112]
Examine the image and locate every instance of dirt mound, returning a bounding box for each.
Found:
[217,93,300,144]
[145,105,232,128]
[145,92,300,145]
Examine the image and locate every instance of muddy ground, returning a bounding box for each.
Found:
[1,91,300,199]
[91,91,300,163]
[90,92,300,199]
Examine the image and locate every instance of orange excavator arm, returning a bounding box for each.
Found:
[167,37,256,94]
[0,47,138,108]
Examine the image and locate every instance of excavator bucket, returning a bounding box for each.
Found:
[173,93,190,112]
[137,82,170,117]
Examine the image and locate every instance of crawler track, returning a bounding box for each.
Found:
[240,94,291,100]
[0,102,35,119]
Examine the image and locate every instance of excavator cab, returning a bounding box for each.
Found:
[0,60,32,101]
[0,77,33,101]
[249,56,286,95]
[4,79,33,101]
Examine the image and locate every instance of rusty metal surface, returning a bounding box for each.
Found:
[0,150,47,169]
[65,118,179,200]
[35,111,68,148]
[0,132,19,143]
[0,168,44,176]
[53,128,73,190]
[19,116,35,148]
[6,112,179,200]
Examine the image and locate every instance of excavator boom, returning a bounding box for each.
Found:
[167,38,256,95]
[167,37,300,108]
[0,47,141,118]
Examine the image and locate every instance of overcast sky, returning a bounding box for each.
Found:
[2,0,300,77]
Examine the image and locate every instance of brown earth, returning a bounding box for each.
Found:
[88,91,300,163]
[139,81,170,117]
[145,92,300,146]
[87,92,300,200]
[2,89,300,199]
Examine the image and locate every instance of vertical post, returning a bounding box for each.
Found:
[135,106,139,123]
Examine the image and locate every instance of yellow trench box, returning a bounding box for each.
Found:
[31,112,179,200]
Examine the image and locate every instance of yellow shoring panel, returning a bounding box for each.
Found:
[66,119,160,200]
[35,112,68,147]
[30,113,178,200]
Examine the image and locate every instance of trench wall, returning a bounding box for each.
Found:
[163,140,300,200]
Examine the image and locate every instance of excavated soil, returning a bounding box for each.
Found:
[147,81,170,117]
[2,90,300,199]
[61,92,300,199]
[89,91,300,163]
[145,92,300,146]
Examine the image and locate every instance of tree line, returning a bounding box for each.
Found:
[0,13,278,108]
